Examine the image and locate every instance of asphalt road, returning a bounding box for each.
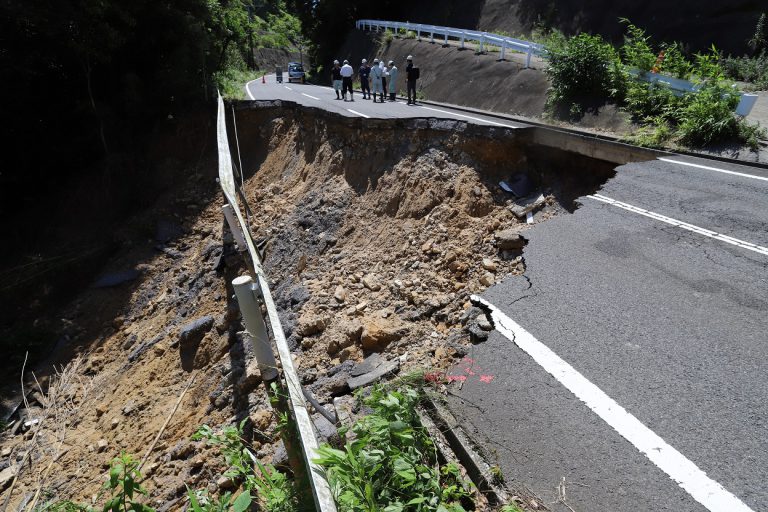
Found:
[245,78,768,512]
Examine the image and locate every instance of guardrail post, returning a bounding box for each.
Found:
[430,31,434,43]
[525,46,532,68]
[479,34,485,53]
[500,41,506,60]
[461,32,465,49]
[444,33,448,46]
[232,275,279,382]
[417,26,421,40]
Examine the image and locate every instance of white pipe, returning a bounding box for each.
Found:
[232,275,279,381]
[222,204,247,250]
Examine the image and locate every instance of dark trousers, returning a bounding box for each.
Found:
[342,77,353,97]
[381,77,387,94]
[407,79,417,103]
[361,79,370,97]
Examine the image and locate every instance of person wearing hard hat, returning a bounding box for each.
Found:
[387,60,398,101]
[340,59,354,101]
[331,60,342,100]
[380,59,388,99]
[405,55,419,105]
[370,58,384,102]
[359,59,371,99]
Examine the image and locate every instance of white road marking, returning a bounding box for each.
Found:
[346,109,370,118]
[245,80,256,100]
[284,86,293,90]
[526,211,534,224]
[587,194,768,256]
[419,106,518,128]
[658,158,768,182]
[472,295,756,512]
[301,93,320,100]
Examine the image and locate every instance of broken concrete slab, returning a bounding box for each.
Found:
[509,193,546,219]
[347,357,400,390]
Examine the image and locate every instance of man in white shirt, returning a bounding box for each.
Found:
[340,59,354,101]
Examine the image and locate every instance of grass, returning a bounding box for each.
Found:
[214,68,262,100]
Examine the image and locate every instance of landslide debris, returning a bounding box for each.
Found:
[0,101,612,509]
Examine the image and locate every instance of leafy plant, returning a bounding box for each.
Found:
[658,43,692,79]
[187,488,251,512]
[544,32,626,118]
[102,452,155,512]
[193,421,297,512]
[748,13,767,55]
[384,29,394,44]
[314,385,474,512]
[620,19,656,71]
[677,83,740,146]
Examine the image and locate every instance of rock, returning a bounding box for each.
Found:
[251,409,272,432]
[334,286,347,303]
[347,357,400,390]
[170,441,194,460]
[477,315,493,331]
[96,439,108,453]
[0,447,11,457]
[111,418,121,429]
[360,316,407,352]
[495,229,526,250]
[301,337,315,349]
[312,414,339,445]
[469,324,490,344]
[481,258,497,272]
[239,361,262,394]
[92,269,139,288]
[296,314,327,337]
[217,475,235,490]
[179,316,215,347]
[350,353,383,377]
[95,404,107,418]
[362,275,381,292]
[153,344,166,356]
[479,273,495,287]
[0,465,18,492]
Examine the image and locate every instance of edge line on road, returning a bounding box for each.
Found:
[586,194,768,256]
[346,109,370,118]
[301,93,320,100]
[244,80,256,100]
[658,157,768,182]
[418,105,519,128]
[472,294,755,512]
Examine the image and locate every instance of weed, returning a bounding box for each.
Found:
[314,385,475,511]
[723,53,768,89]
[748,13,767,55]
[102,452,155,512]
[405,30,417,40]
[214,68,261,100]
[193,421,297,512]
[678,82,740,146]
[620,19,656,71]
[384,29,394,44]
[499,504,524,512]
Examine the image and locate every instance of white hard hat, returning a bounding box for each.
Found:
[388,60,394,66]
[343,59,349,64]
[373,58,379,64]
[362,58,367,63]
[333,59,339,64]
[407,55,413,60]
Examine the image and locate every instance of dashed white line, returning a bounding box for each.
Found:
[658,158,768,182]
[473,294,756,512]
[301,93,320,100]
[586,194,768,256]
[346,109,370,118]
[418,105,518,128]
[284,86,293,90]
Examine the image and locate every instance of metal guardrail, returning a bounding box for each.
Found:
[356,19,759,116]
[356,19,544,68]
[216,94,337,512]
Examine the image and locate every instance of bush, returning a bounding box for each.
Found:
[677,83,740,146]
[405,30,417,39]
[625,81,681,121]
[620,19,656,71]
[544,33,626,117]
[723,53,768,89]
[383,29,394,44]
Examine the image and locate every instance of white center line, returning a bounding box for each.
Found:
[586,194,768,256]
[658,158,768,182]
[284,86,293,90]
[472,294,756,512]
[418,105,518,128]
[346,109,370,118]
[301,93,320,100]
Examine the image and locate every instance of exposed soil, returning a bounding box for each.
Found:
[0,102,616,510]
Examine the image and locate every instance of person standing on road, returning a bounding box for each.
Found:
[380,60,388,100]
[341,59,354,101]
[371,58,384,103]
[359,59,371,99]
[332,60,342,100]
[406,55,418,105]
[387,60,398,101]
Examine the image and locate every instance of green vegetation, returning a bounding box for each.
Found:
[723,13,768,89]
[314,384,475,512]
[544,20,766,148]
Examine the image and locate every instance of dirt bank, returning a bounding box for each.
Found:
[0,101,616,510]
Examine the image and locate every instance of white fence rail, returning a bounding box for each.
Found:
[356,19,758,116]
[356,19,544,68]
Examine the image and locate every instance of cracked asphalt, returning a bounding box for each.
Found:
[448,159,768,511]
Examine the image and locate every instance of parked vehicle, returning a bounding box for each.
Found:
[287,62,306,84]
